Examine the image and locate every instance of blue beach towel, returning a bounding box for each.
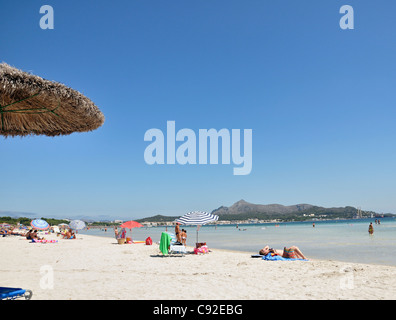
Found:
[262,253,308,261]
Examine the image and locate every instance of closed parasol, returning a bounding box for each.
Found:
[0,63,105,137]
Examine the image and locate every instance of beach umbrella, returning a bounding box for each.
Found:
[175,211,219,244]
[120,220,143,229]
[58,223,69,229]
[0,63,105,137]
[69,220,86,231]
[0,223,11,228]
[30,219,50,230]
[119,220,143,242]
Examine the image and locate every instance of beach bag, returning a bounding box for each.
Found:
[194,245,209,254]
[145,236,153,245]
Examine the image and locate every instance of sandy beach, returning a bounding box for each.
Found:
[1,233,396,300]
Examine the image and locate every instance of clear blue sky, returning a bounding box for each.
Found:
[1,0,396,219]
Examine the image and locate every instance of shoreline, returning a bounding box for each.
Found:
[85,216,395,228]
[81,229,396,268]
[2,233,396,300]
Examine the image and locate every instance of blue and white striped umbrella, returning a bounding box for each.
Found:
[69,220,86,230]
[30,219,49,230]
[175,211,219,225]
[175,211,219,244]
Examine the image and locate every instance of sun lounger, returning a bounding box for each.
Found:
[169,243,187,255]
[0,287,33,300]
[168,232,187,255]
[159,232,186,256]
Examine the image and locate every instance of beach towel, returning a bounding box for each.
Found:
[159,232,172,255]
[31,239,58,243]
[262,253,307,261]
[167,232,177,244]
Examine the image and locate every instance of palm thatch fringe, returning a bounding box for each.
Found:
[0,63,105,137]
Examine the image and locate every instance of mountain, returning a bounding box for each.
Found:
[0,210,38,218]
[211,200,361,221]
[212,199,314,216]
[136,215,179,223]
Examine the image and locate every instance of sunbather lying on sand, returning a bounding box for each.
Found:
[63,229,76,239]
[259,245,307,260]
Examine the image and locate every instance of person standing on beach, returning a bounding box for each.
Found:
[114,227,119,239]
[368,222,374,235]
[181,229,187,246]
[175,222,182,243]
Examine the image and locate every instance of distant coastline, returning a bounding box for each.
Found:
[1,199,394,227]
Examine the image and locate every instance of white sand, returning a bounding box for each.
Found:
[1,233,396,300]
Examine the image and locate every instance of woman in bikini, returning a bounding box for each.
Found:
[368,222,374,235]
[259,245,307,260]
[181,229,187,246]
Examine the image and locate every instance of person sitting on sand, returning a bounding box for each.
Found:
[25,230,33,240]
[32,230,43,240]
[259,245,307,260]
[26,230,42,240]
[63,228,75,239]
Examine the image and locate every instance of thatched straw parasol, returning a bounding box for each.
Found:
[0,63,105,137]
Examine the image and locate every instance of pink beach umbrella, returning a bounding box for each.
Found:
[119,220,143,242]
[30,219,50,230]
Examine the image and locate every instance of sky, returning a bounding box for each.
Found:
[1,0,396,219]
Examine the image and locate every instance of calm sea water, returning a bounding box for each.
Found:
[79,217,396,266]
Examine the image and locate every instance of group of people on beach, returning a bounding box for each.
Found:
[114,227,127,240]
[61,228,76,239]
[25,229,43,240]
[0,226,38,238]
[1,226,25,237]
[1,228,15,236]
[175,222,187,245]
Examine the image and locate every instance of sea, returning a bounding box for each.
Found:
[79,217,396,266]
